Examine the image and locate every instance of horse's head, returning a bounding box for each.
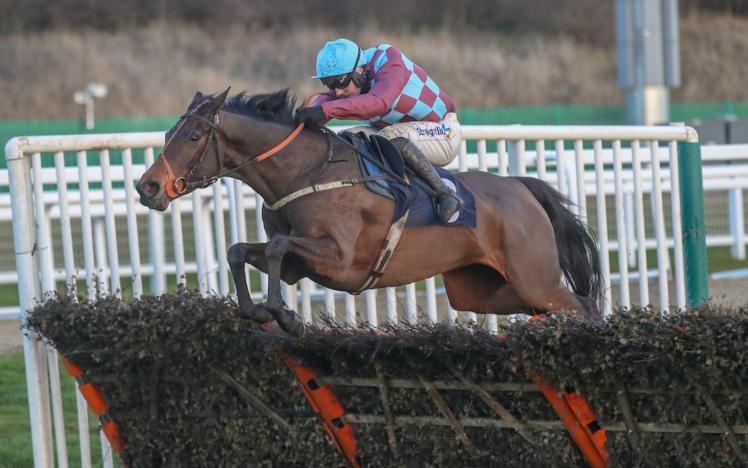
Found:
[136,88,230,211]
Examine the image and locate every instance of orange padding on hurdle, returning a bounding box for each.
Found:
[531,373,608,468]
[61,355,83,378]
[565,391,609,455]
[281,353,360,467]
[261,323,359,468]
[102,420,125,453]
[60,356,126,455]
[526,314,609,467]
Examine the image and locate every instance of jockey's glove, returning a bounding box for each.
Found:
[295,106,325,125]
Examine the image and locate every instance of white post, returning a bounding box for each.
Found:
[729,188,746,260]
[122,148,143,297]
[612,140,630,308]
[386,287,397,325]
[574,139,588,223]
[624,192,637,269]
[345,294,356,327]
[6,138,55,468]
[508,138,526,176]
[405,283,417,325]
[631,141,650,305]
[212,182,229,296]
[667,140,686,309]
[365,289,378,327]
[649,141,670,312]
[192,192,209,295]
[593,140,612,315]
[170,197,186,288]
[300,279,313,324]
[255,193,268,295]
[54,151,78,294]
[325,289,336,322]
[77,151,97,300]
[145,148,166,295]
[425,277,437,324]
[100,150,121,296]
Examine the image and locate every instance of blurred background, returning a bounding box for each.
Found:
[1,0,747,128]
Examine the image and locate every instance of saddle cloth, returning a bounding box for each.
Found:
[342,132,476,228]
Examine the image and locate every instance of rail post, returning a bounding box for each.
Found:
[677,139,709,307]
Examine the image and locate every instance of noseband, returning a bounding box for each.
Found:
[158,101,223,199]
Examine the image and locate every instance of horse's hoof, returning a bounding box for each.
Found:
[240,305,274,324]
[276,306,305,337]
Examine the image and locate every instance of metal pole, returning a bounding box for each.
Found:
[677,141,710,307]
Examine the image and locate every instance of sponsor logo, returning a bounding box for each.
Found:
[415,123,452,139]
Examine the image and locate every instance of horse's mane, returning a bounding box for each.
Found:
[222,89,297,126]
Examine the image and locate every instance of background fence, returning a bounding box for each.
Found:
[3,99,748,169]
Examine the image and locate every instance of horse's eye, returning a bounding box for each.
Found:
[190,132,200,141]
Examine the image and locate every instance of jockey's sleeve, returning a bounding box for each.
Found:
[320,51,409,121]
[307,92,334,107]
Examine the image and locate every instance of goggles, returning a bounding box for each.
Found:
[321,73,353,90]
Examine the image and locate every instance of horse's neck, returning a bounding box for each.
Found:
[222,113,333,203]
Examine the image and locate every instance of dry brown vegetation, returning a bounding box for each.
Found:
[0,12,747,119]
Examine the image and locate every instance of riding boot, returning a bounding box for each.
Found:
[391,137,464,223]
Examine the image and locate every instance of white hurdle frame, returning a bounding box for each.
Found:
[7,124,701,467]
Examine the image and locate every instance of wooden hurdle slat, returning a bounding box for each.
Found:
[417,374,479,457]
[695,382,748,464]
[374,363,400,460]
[213,368,293,433]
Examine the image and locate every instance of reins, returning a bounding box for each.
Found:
[157,98,422,209]
[158,103,306,200]
[318,124,411,186]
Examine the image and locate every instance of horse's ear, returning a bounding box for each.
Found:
[188,91,205,110]
[209,87,230,113]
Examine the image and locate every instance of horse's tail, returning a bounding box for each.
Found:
[515,177,604,313]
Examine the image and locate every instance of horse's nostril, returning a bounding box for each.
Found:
[137,180,160,198]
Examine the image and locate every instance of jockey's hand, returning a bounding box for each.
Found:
[295,106,325,125]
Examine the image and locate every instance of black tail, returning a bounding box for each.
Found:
[516,177,604,313]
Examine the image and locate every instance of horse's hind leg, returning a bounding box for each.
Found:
[444,264,590,322]
[502,250,597,320]
[443,264,536,315]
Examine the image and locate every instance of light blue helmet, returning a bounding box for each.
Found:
[312,38,362,79]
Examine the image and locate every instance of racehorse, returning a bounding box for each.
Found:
[136,88,603,336]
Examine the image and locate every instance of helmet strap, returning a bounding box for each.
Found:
[352,68,370,92]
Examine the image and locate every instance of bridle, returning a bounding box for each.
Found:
[158,99,305,200]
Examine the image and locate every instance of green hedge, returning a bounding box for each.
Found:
[25,291,748,467]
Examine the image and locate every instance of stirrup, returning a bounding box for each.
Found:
[436,192,463,224]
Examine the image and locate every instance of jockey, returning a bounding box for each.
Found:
[296,38,464,224]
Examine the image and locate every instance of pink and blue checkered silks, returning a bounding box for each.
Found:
[316,44,456,128]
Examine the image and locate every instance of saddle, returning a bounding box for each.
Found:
[339,131,406,200]
[339,130,476,229]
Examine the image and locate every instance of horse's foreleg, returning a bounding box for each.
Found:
[264,234,343,336]
[227,242,273,323]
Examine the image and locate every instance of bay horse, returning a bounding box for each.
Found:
[136,89,603,336]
